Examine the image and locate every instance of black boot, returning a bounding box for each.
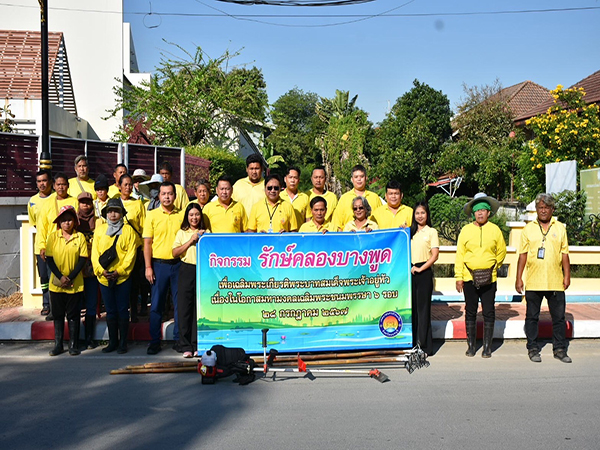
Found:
[84,315,97,349]
[45,301,54,321]
[482,322,494,358]
[117,317,129,354]
[68,319,81,356]
[49,320,64,356]
[102,317,118,353]
[465,321,476,357]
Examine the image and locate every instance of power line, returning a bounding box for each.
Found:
[0,2,598,20]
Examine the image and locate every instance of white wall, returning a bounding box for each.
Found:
[0,1,146,141]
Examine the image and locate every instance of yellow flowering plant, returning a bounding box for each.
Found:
[518,86,600,201]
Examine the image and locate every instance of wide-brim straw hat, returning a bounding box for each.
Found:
[464,192,500,217]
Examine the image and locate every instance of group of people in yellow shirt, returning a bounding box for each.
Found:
[30,153,571,363]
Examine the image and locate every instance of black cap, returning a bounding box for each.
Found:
[94,174,109,191]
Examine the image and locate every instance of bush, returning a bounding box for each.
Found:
[553,190,600,245]
[186,145,246,188]
[428,193,509,244]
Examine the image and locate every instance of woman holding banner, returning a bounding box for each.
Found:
[410,202,439,356]
[173,203,207,358]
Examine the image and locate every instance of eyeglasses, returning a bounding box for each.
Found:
[266,186,280,191]
[353,206,365,211]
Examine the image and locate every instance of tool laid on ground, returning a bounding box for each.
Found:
[110,328,429,380]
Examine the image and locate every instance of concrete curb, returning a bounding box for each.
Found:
[432,320,576,339]
[2,318,597,341]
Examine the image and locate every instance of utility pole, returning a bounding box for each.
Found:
[38,0,51,170]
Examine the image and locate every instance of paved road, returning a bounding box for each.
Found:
[1,339,599,450]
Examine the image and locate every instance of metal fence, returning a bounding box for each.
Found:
[0,132,210,197]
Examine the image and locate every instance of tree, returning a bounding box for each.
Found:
[452,79,514,147]
[1,104,15,132]
[435,80,521,200]
[267,88,325,168]
[518,85,600,201]
[316,90,370,195]
[107,44,269,148]
[372,79,452,200]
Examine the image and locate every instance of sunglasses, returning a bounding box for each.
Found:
[266,186,280,191]
[353,206,365,211]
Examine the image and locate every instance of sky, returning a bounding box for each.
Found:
[124,0,600,124]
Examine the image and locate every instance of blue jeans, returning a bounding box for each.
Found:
[150,260,181,344]
[82,277,99,316]
[100,278,132,321]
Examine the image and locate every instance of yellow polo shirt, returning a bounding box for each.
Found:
[305,190,338,222]
[68,177,97,200]
[143,205,184,260]
[280,189,310,225]
[372,204,413,229]
[411,225,439,264]
[232,177,265,220]
[174,184,190,212]
[28,192,53,254]
[122,197,146,247]
[37,194,79,252]
[107,184,121,199]
[333,190,383,231]
[248,199,298,232]
[46,229,88,294]
[203,200,247,233]
[455,222,507,282]
[91,223,138,287]
[299,219,334,233]
[343,219,379,232]
[518,218,569,291]
[173,229,200,265]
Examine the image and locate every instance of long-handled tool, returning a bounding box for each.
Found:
[258,328,390,382]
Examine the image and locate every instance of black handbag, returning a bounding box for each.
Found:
[98,235,120,270]
[466,264,495,289]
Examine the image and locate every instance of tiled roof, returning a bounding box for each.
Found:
[515,69,600,122]
[489,80,553,120]
[0,30,77,115]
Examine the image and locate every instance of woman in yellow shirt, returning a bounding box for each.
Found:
[343,197,378,232]
[118,173,147,322]
[410,202,439,356]
[46,205,89,356]
[92,198,138,354]
[455,193,507,358]
[172,203,207,358]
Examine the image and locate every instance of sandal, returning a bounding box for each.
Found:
[183,351,193,359]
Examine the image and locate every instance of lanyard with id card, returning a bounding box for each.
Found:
[537,222,552,259]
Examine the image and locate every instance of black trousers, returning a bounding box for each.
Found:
[463,281,497,323]
[177,262,197,353]
[36,255,50,308]
[412,265,433,354]
[525,290,567,352]
[50,291,82,322]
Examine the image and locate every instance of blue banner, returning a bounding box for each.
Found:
[197,229,412,353]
